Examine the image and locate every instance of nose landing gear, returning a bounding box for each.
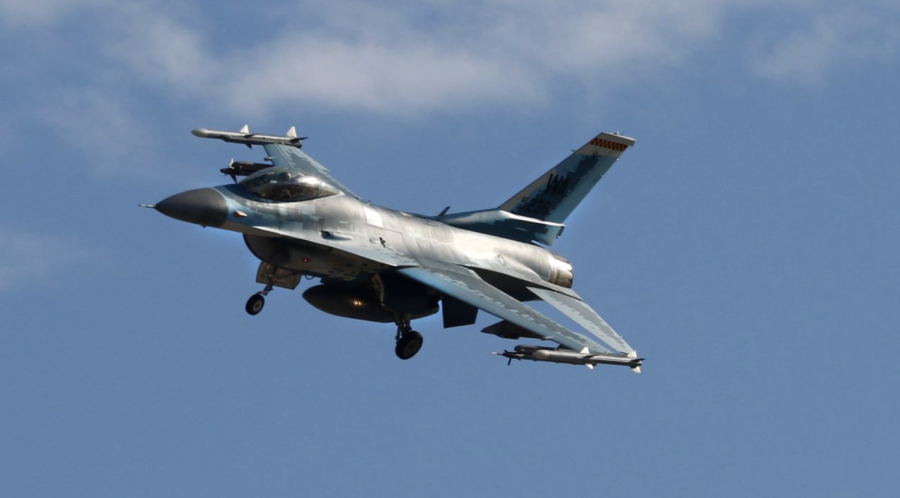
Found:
[394,316,423,360]
[245,281,275,316]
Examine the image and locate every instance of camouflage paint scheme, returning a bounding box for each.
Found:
[153,128,642,371]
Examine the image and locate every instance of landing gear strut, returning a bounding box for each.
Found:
[245,281,274,316]
[394,316,423,360]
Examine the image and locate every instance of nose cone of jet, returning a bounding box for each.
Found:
[156,188,227,227]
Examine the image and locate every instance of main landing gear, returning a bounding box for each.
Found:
[245,281,274,316]
[394,316,423,360]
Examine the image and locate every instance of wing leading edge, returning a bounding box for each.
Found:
[398,264,642,371]
[192,126,358,197]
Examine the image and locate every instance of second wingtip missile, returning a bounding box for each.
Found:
[494,344,644,373]
[192,126,307,148]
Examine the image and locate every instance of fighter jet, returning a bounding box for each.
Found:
[149,126,643,372]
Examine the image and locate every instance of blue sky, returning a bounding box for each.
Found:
[2,0,900,496]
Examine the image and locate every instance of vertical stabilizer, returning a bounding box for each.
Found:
[499,132,635,224]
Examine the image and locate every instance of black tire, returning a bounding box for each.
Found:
[246,294,265,315]
[395,331,423,360]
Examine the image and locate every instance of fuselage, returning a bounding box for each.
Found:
[208,185,574,292]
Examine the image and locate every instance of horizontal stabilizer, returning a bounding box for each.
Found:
[434,209,565,246]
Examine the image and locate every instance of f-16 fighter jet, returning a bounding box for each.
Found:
[149,126,643,372]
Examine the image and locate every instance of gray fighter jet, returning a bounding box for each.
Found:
[149,126,643,372]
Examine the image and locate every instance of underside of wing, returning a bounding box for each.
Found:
[263,144,358,198]
[398,264,642,371]
[399,265,608,354]
[528,287,635,354]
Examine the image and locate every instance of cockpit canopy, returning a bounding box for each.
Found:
[239,167,339,202]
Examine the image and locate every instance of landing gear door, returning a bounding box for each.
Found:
[255,262,302,290]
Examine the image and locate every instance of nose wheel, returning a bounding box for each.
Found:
[394,316,423,360]
[245,282,274,316]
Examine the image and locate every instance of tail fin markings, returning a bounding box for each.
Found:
[499,132,635,225]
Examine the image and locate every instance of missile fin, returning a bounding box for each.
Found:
[585,363,594,370]
[286,126,297,138]
[240,124,250,135]
[628,351,641,372]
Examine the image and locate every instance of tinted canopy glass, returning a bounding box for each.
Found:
[239,167,338,202]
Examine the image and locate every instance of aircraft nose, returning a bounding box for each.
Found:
[155,188,227,227]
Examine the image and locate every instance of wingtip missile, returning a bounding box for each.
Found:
[496,344,644,371]
[191,126,305,148]
[628,350,642,373]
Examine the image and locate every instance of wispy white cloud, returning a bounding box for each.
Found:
[483,0,727,74]
[0,226,94,292]
[10,0,900,142]
[86,0,898,114]
[749,8,900,84]
[101,3,212,94]
[37,89,160,175]
[222,37,541,115]
[88,0,736,116]
[0,0,99,28]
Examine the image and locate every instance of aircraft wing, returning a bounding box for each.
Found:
[398,264,633,357]
[528,287,635,354]
[192,126,357,196]
[263,144,359,198]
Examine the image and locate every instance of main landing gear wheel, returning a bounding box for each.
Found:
[395,330,423,360]
[245,293,265,315]
[393,315,423,360]
[245,281,274,316]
